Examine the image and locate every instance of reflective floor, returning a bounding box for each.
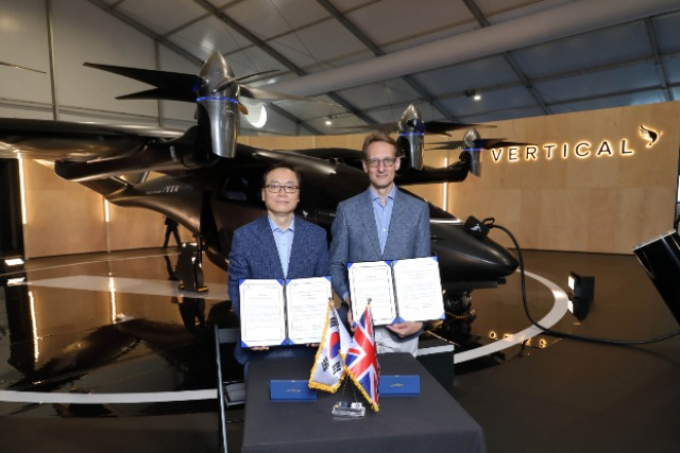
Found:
[0,248,678,452]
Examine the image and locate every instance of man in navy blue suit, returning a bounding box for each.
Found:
[228,163,330,372]
[330,132,431,356]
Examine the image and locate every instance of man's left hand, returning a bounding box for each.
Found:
[386,321,423,338]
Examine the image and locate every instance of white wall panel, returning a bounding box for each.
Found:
[347,0,474,47]
[167,15,250,61]
[0,0,52,106]
[412,56,517,97]
[51,0,156,117]
[0,105,53,120]
[58,111,160,126]
[227,0,328,39]
[117,0,206,36]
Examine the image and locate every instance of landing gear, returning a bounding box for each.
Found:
[427,291,476,346]
[176,239,209,293]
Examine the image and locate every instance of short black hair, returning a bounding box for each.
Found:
[261,163,302,190]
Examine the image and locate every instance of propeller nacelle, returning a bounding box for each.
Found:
[196,52,240,159]
[463,128,481,148]
[397,104,426,171]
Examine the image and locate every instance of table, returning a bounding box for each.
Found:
[242,353,486,453]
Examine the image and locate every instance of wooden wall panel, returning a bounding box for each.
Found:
[447,102,680,254]
[107,206,166,251]
[23,159,106,258]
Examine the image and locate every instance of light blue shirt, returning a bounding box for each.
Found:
[370,185,396,254]
[268,216,295,278]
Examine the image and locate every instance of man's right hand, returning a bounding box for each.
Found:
[345,296,356,332]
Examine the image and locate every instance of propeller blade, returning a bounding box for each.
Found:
[212,70,280,93]
[84,63,201,102]
[426,140,465,151]
[424,121,493,135]
[482,139,533,148]
[240,86,338,106]
[231,69,280,84]
[116,88,195,102]
[0,60,46,74]
[331,123,399,134]
[428,138,533,150]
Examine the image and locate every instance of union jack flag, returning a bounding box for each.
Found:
[345,305,380,412]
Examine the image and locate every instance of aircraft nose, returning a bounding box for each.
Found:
[430,222,518,284]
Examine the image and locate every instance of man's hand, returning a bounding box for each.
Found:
[345,296,356,332]
[386,321,423,338]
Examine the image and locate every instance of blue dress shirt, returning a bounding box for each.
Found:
[268,216,295,278]
[370,185,396,254]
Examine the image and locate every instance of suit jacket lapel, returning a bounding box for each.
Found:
[256,216,285,279]
[359,189,382,258]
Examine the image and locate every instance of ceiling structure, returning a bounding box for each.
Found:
[88,0,680,135]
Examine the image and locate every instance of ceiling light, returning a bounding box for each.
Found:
[325,119,332,126]
[473,93,481,101]
[7,277,26,286]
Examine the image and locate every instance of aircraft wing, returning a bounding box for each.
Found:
[0,118,183,162]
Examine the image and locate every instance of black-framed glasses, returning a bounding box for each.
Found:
[265,184,299,193]
[365,157,398,168]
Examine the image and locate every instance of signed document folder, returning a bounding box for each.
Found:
[347,257,445,326]
[239,276,332,348]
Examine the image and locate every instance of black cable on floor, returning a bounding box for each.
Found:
[487,220,680,346]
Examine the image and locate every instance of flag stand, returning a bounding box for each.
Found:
[331,379,366,418]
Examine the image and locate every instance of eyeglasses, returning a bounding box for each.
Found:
[265,184,299,193]
[365,157,398,167]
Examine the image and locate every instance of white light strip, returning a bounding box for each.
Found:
[109,276,117,323]
[7,277,26,286]
[18,156,27,225]
[430,219,463,224]
[28,291,39,362]
[443,157,448,210]
[104,199,110,223]
[5,258,24,266]
[0,389,217,404]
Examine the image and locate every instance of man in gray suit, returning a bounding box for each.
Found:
[330,132,431,355]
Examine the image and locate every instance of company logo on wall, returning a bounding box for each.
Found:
[639,124,660,148]
[489,124,662,163]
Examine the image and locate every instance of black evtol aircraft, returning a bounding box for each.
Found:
[0,52,518,311]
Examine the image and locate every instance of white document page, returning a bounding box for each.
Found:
[392,257,445,322]
[285,276,333,345]
[239,279,287,347]
[348,261,397,326]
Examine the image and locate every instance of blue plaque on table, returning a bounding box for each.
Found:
[379,375,420,397]
[270,380,317,402]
